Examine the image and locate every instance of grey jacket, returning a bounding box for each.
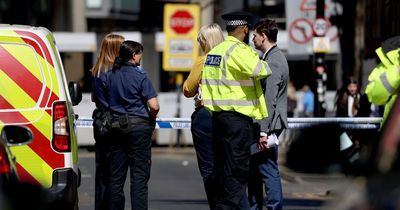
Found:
[257,45,289,134]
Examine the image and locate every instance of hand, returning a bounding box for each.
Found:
[149,117,156,130]
[257,135,269,151]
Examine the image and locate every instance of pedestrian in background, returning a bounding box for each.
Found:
[248,18,289,210]
[91,33,125,210]
[302,84,314,117]
[182,23,224,209]
[107,40,159,210]
[335,76,371,117]
[201,11,272,209]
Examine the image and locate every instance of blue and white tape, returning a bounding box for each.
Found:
[155,118,191,129]
[75,117,192,129]
[76,117,381,130]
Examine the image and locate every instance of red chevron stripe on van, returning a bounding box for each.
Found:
[0,46,43,103]
[16,164,40,185]
[0,95,64,169]
[16,30,53,66]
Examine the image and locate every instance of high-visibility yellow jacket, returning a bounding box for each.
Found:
[365,36,400,125]
[201,36,272,120]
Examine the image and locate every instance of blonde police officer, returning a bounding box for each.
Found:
[201,11,272,209]
[365,36,400,127]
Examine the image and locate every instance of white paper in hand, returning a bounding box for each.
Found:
[250,133,279,155]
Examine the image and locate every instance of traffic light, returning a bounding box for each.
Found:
[315,55,326,74]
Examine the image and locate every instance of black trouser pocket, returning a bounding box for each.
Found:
[93,109,112,137]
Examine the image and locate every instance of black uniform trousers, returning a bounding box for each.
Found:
[93,132,110,210]
[107,117,152,210]
[212,111,254,210]
[93,110,112,210]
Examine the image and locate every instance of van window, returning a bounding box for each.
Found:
[0,43,46,110]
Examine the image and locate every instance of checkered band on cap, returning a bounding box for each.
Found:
[226,19,248,26]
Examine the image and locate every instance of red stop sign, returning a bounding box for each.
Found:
[170,10,194,34]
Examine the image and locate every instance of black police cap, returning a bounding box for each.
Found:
[221,11,253,26]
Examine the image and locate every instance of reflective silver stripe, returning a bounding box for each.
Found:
[380,72,394,93]
[264,62,271,75]
[202,78,254,86]
[221,43,239,78]
[203,98,260,106]
[252,61,263,77]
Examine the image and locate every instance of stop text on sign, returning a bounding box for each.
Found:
[170,10,194,34]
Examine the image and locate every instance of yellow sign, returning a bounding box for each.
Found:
[163,4,200,72]
[312,37,330,53]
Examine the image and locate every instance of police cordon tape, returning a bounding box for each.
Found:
[76,117,382,130]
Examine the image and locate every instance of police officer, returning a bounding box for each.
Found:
[107,40,159,210]
[201,11,272,209]
[91,33,124,210]
[365,36,400,127]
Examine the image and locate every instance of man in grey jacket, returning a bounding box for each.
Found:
[248,18,289,210]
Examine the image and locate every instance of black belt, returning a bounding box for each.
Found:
[111,115,149,129]
[213,110,252,122]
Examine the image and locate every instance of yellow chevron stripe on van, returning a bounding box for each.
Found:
[0,30,26,43]
[0,70,52,139]
[11,145,53,188]
[1,36,59,98]
[0,70,36,108]
[19,110,52,140]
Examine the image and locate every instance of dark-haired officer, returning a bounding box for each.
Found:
[201,11,272,210]
[107,40,159,210]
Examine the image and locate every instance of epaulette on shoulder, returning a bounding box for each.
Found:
[135,66,146,74]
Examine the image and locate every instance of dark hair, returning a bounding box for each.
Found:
[337,76,359,96]
[226,23,251,33]
[226,25,236,33]
[344,76,358,87]
[113,40,144,70]
[254,18,278,43]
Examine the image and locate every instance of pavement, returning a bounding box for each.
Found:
[152,145,345,209]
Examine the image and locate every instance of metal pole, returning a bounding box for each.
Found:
[175,73,183,147]
[314,0,327,117]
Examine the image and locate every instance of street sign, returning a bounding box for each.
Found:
[163,4,200,72]
[170,10,194,34]
[313,18,330,36]
[288,18,314,44]
[286,0,341,54]
[313,37,330,53]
